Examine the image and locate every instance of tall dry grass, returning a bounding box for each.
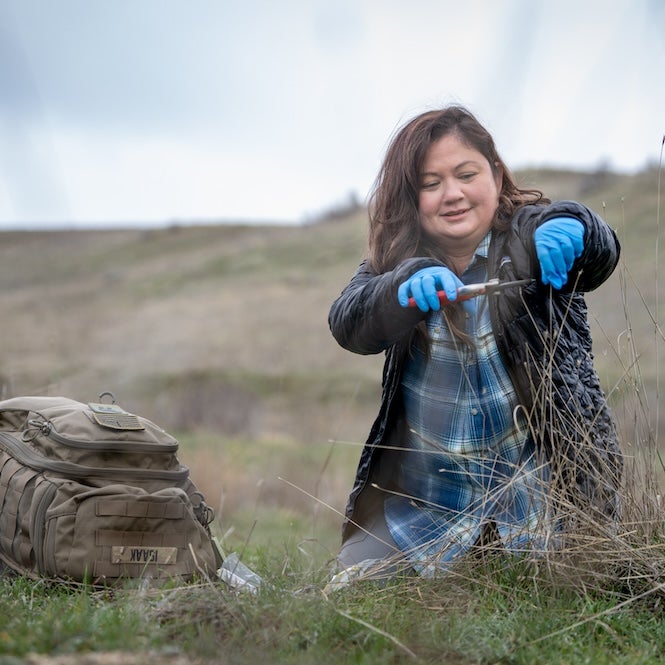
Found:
[196,159,665,608]
[325,146,665,604]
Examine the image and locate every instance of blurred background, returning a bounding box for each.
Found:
[0,0,663,563]
[0,0,663,229]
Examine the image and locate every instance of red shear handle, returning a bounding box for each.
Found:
[407,283,491,308]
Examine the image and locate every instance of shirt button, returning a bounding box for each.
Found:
[471,408,478,416]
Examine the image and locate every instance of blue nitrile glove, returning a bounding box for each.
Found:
[534,217,585,289]
[397,266,463,312]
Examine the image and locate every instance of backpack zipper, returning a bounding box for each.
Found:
[28,418,179,454]
[0,432,190,482]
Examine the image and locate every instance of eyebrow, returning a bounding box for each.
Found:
[421,160,482,176]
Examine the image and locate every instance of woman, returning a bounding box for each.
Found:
[328,105,622,581]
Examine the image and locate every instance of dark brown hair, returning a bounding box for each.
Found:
[367,105,547,273]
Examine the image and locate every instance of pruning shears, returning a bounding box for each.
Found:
[407,278,534,308]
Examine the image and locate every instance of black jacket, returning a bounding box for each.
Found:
[329,201,622,539]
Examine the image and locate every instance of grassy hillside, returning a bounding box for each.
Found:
[0,165,663,549]
[0,213,378,435]
[1,166,665,665]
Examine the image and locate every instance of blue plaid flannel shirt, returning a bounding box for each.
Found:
[384,234,554,575]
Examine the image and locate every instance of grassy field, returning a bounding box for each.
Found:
[1,165,665,663]
[3,550,665,664]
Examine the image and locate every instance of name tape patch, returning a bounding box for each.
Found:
[111,546,178,565]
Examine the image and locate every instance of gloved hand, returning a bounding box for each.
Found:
[397,266,463,312]
[534,217,585,289]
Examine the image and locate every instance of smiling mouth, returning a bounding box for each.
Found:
[443,208,470,218]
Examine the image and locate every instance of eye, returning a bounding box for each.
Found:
[420,180,439,190]
[458,172,477,181]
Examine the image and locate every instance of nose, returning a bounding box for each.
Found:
[442,180,464,202]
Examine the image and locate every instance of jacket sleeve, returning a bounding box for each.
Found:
[514,200,620,293]
[328,257,442,355]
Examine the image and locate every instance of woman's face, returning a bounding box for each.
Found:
[418,133,502,254]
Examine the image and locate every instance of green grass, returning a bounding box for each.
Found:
[2,546,665,664]
[0,576,159,658]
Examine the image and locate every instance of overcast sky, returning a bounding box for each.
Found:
[0,0,663,229]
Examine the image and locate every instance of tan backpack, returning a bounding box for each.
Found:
[0,395,221,585]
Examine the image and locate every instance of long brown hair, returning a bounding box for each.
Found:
[367,105,547,273]
[366,105,548,346]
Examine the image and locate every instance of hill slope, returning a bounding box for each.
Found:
[0,167,662,452]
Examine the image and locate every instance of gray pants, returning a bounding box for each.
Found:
[336,478,506,581]
[336,491,411,579]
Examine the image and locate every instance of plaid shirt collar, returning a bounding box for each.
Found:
[465,231,490,273]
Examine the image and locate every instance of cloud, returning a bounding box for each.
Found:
[0,0,663,227]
